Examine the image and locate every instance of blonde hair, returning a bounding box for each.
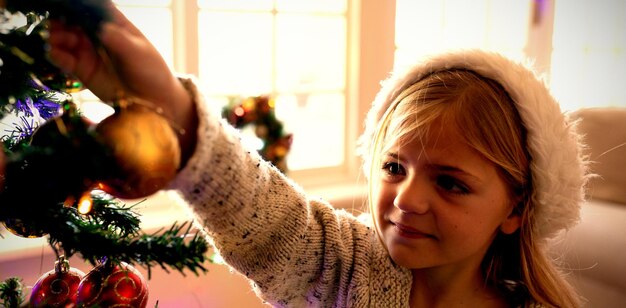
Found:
[368,70,581,307]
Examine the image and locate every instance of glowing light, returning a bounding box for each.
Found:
[63,195,76,207]
[243,98,255,111]
[77,194,93,215]
[234,106,245,117]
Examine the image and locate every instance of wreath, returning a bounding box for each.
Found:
[222,96,293,173]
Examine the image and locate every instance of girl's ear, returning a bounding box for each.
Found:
[500,206,522,235]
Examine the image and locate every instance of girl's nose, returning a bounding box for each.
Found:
[393,176,432,215]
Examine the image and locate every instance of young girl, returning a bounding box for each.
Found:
[48,5,588,307]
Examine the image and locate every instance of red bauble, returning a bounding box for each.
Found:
[30,256,85,307]
[76,261,148,308]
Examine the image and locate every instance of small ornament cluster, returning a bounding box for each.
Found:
[222,96,293,173]
[29,255,148,307]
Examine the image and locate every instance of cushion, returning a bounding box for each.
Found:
[569,107,626,204]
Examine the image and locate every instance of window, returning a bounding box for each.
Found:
[394,0,626,113]
[197,1,347,172]
[550,0,626,111]
[113,0,352,186]
[395,0,531,71]
[115,1,174,68]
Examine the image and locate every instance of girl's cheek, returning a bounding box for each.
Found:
[372,183,394,212]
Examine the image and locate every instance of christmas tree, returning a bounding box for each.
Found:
[0,0,210,306]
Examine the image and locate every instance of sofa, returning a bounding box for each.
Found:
[552,107,626,307]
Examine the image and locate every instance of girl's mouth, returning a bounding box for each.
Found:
[392,222,436,240]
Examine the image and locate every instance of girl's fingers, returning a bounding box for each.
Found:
[47,23,81,50]
[47,48,76,72]
[48,28,101,85]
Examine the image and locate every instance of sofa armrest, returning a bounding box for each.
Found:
[553,200,626,307]
[570,107,626,204]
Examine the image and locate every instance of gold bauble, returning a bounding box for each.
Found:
[3,219,47,238]
[95,104,180,199]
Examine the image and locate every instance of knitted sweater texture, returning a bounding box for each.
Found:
[169,77,412,307]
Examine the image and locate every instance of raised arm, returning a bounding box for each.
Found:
[47,3,198,163]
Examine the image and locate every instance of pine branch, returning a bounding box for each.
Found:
[47,205,209,278]
[0,104,211,277]
[0,0,212,279]
[131,222,209,277]
[86,194,142,237]
[0,277,25,308]
[0,194,209,277]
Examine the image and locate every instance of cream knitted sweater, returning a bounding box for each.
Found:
[168,77,412,307]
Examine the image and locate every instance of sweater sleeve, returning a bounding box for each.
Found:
[167,76,378,307]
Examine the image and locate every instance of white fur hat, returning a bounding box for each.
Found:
[359,49,588,240]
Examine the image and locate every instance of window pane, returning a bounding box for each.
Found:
[275,92,345,170]
[198,0,273,11]
[276,0,346,14]
[118,7,174,68]
[551,0,626,110]
[395,0,444,59]
[114,0,170,6]
[198,11,273,95]
[275,14,346,92]
[395,0,529,70]
[487,0,529,53]
[441,0,488,49]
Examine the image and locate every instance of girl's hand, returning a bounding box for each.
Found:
[47,3,197,163]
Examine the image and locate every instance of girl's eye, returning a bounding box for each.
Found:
[382,162,405,176]
[436,175,470,195]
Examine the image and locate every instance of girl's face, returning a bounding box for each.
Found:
[372,122,521,273]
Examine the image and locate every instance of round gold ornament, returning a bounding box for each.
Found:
[95,104,180,199]
[3,218,47,238]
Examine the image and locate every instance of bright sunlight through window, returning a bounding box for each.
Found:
[550,0,626,111]
[394,0,530,71]
[112,0,348,173]
[197,1,347,171]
